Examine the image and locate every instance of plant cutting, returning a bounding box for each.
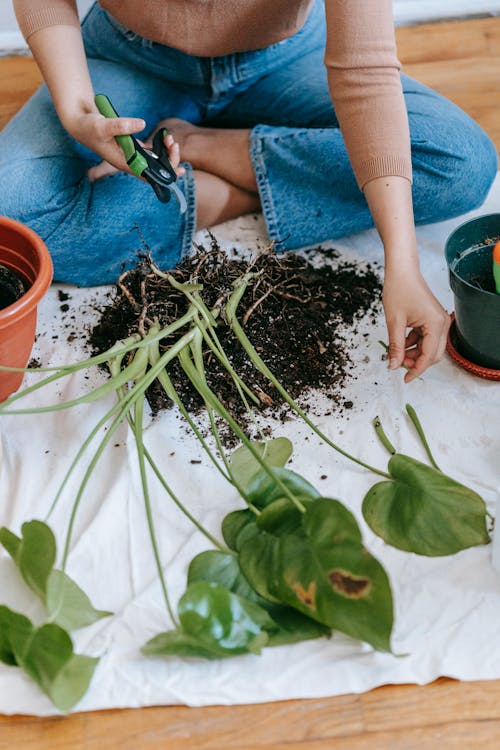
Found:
[0,216,53,401]
[0,249,490,710]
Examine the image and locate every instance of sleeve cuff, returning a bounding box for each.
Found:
[358,155,413,191]
[20,7,80,41]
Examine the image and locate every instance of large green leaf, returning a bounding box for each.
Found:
[142,629,239,659]
[239,498,393,651]
[46,570,112,631]
[277,499,393,651]
[362,454,490,556]
[178,581,272,655]
[246,468,320,509]
[0,521,56,599]
[0,606,98,711]
[229,438,293,491]
[21,624,98,712]
[188,550,329,646]
[0,520,112,629]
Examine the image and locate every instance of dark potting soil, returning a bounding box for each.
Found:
[0,265,26,310]
[90,242,382,429]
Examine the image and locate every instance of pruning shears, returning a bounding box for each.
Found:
[94,93,187,213]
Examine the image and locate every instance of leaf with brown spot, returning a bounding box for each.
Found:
[328,570,371,599]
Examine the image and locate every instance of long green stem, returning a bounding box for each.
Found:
[405,403,441,471]
[178,347,307,513]
[177,344,261,515]
[0,310,196,412]
[148,343,230,482]
[133,386,178,626]
[372,417,396,456]
[226,279,390,479]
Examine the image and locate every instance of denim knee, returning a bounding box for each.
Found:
[412,118,498,224]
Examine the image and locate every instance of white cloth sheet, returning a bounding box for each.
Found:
[1,176,500,716]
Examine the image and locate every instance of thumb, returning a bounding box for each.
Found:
[386,319,406,370]
[103,116,146,138]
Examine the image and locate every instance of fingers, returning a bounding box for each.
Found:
[386,317,407,370]
[98,116,146,139]
[165,133,186,177]
[88,160,119,182]
[403,314,450,383]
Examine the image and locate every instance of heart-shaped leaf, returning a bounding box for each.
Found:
[21,623,98,712]
[277,499,393,651]
[178,581,272,655]
[0,521,112,629]
[0,521,56,599]
[46,570,112,631]
[188,551,329,647]
[246,468,320,509]
[362,454,490,556]
[0,606,98,711]
[229,438,293,491]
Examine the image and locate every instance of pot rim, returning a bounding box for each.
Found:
[445,212,500,299]
[0,217,53,329]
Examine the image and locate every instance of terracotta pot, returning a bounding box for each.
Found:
[0,217,53,401]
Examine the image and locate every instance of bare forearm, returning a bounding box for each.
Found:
[27,25,94,126]
[363,176,419,272]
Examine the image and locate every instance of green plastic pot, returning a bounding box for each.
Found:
[0,217,53,401]
[445,213,500,370]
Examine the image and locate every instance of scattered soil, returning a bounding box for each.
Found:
[90,240,382,430]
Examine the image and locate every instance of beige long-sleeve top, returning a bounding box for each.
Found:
[14,0,412,190]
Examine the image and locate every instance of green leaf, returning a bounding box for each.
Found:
[0,528,21,560]
[362,454,490,556]
[221,509,255,551]
[239,528,282,604]
[21,623,98,712]
[256,498,311,536]
[179,581,272,655]
[188,550,329,647]
[264,606,330,647]
[46,570,113,631]
[0,607,98,711]
[142,629,237,660]
[229,437,293,491]
[0,605,33,666]
[0,521,56,600]
[247,468,320,509]
[277,499,393,651]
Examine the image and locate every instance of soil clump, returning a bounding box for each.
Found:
[90,241,382,427]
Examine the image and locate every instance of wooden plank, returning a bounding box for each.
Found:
[0,56,42,131]
[396,17,500,65]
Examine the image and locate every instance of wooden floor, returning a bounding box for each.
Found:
[1,16,500,750]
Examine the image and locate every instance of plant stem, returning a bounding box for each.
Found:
[0,310,196,412]
[226,279,390,479]
[372,417,397,456]
[405,403,441,471]
[132,385,179,626]
[378,340,423,382]
[178,346,307,513]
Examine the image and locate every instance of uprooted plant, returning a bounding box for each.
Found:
[0,252,490,711]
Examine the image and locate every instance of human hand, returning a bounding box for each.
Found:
[382,267,450,382]
[62,108,147,176]
[86,117,185,183]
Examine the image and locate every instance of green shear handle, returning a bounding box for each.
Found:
[94,93,187,212]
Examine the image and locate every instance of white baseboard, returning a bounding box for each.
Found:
[0,30,27,55]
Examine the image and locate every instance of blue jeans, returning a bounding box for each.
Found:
[0,1,497,285]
